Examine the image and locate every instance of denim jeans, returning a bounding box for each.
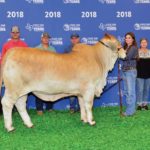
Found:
[70,97,79,110]
[136,78,150,106]
[122,69,137,115]
[36,97,53,111]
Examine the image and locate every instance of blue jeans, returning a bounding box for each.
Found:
[136,78,150,106]
[122,69,137,115]
[36,97,53,111]
[70,97,79,110]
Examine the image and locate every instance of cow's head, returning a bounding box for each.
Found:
[101,33,126,59]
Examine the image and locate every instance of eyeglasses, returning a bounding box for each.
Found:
[11,32,20,34]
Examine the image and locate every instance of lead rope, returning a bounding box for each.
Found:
[117,59,123,116]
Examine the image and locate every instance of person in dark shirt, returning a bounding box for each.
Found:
[64,33,80,113]
[122,32,138,116]
[136,38,150,110]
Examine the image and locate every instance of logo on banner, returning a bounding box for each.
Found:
[101,102,118,107]
[0,24,6,31]
[107,76,118,84]
[63,24,80,31]
[134,0,150,3]
[50,38,63,46]
[81,37,98,45]
[0,0,5,3]
[134,23,150,30]
[99,23,117,31]
[98,0,116,4]
[25,0,44,4]
[25,23,44,32]
[63,0,80,4]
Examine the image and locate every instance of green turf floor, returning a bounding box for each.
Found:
[0,107,150,150]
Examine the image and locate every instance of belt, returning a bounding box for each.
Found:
[123,67,136,71]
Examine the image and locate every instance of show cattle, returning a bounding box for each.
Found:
[0,34,126,132]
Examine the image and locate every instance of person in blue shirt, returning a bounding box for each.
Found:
[122,32,138,116]
[64,33,80,113]
[35,32,56,115]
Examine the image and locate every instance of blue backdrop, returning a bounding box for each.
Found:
[0,0,150,110]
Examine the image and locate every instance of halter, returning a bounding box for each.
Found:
[99,40,122,52]
[99,40,123,115]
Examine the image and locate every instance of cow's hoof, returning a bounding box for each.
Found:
[81,119,88,124]
[29,124,34,128]
[7,126,15,132]
[25,123,34,128]
[89,121,96,126]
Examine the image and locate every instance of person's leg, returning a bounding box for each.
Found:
[35,97,44,115]
[46,102,53,111]
[142,78,150,110]
[0,96,2,114]
[122,71,127,99]
[136,78,144,110]
[70,97,76,113]
[123,70,137,116]
[76,99,80,111]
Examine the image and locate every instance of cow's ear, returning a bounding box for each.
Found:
[104,33,111,39]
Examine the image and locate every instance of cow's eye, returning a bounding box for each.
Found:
[117,47,122,51]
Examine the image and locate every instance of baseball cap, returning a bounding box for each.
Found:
[11,26,20,33]
[70,33,80,39]
[41,32,51,38]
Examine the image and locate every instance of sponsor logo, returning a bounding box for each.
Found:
[107,76,118,84]
[0,0,5,3]
[63,24,80,31]
[99,23,117,31]
[134,23,150,30]
[98,0,116,4]
[63,0,80,4]
[0,24,6,31]
[134,0,150,3]
[50,37,63,46]
[81,37,98,45]
[25,23,44,32]
[25,0,44,4]
[101,102,119,107]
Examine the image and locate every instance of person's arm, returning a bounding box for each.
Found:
[126,46,138,59]
[24,43,28,47]
[22,41,28,47]
[51,46,56,52]
[1,44,7,62]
